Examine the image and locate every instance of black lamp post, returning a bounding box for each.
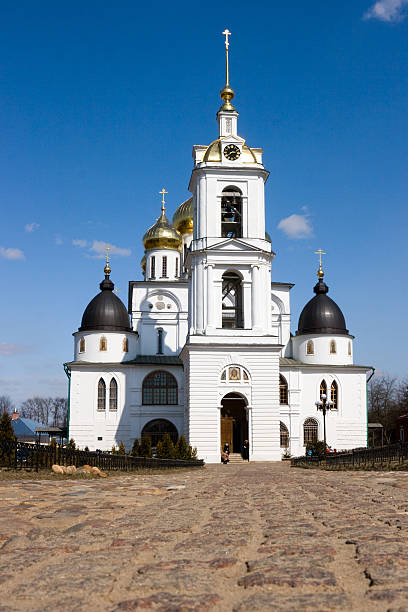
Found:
[315,393,334,450]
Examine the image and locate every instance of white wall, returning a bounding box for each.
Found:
[73,331,138,363]
[69,364,184,452]
[279,366,368,458]
[292,334,354,365]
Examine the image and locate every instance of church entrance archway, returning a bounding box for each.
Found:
[220,393,248,454]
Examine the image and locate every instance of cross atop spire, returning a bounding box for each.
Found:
[314,248,326,279]
[219,29,235,111]
[159,188,168,213]
[104,244,111,277]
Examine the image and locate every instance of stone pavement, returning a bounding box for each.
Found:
[1,463,408,611]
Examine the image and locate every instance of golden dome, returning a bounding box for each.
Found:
[203,139,258,163]
[141,254,146,273]
[143,207,182,252]
[173,197,193,235]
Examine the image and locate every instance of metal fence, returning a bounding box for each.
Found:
[0,440,204,472]
[291,441,408,470]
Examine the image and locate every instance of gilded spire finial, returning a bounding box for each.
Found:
[159,188,168,214]
[104,244,111,276]
[219,29,235,111]
[314,248,326,279]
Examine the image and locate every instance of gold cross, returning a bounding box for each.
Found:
[106,244,111,265]
[314,248,326,268]
[159,188,168,212]
[314,248,326,278]
[222,29,231,48]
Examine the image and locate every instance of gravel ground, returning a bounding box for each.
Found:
[1,462,408,611]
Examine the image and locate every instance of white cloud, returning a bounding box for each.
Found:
[277,214,314,240]
[55,235,63,245]
[0,247,25,260]
[24,222,40,233]
[72,239,88,248]
[89,241,131,258]
[0,343,31,356]
[364,0,408,21]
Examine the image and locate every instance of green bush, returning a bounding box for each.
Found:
[118,441,126,455]
[156,433,175,459]
[66,438,76,450]
[0,412,16,444]
[174,435,198,461]
[140,436,152,458]
[130,438,141,456]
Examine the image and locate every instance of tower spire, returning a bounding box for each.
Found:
[159,188,168,215]
[314,249,326,279]
[104,245,111,277]
[219,29,235,111]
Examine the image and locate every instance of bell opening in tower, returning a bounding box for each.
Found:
[222,271,243,329]
[221,186,242,238]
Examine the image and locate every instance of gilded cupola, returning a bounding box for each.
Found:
[142,194,182,252]
[172,197,193,235]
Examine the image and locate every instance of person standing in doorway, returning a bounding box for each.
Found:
[242,439,250,461]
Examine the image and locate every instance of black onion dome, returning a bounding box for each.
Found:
[79,272,131,332]
[296,277,349,336]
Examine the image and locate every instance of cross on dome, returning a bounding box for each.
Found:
[314,248,326,279]
[159,188,168,213]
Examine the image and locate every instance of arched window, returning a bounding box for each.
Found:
[79,337,85,353]
[280,375,288,405]
[306,340,314,355]
[221,186,242,238]
[141,419,178,447]
[150,256,156,279]
[142,371,178,405]
[222,271,243,329]
[320,379,327,400]
[123,337,128,352]
[109,378,118,411]
[348,341,352,356]
[97,378,106,411]
[330,340,337,354]
[280,422,289,448]
[304,418,318,445]
[99,336,107,351]
[331,380,338,410]
[161,256,167,278]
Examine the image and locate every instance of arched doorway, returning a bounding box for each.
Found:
[220,393,248,454]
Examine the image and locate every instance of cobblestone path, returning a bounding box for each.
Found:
[1,463,408,611]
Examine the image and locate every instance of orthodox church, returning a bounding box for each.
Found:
[66,33,370,462]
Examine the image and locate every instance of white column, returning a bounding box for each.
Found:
[242,280,252,329]
[196,260,204,334]
[251,265,261,331]
[206,264,215,331]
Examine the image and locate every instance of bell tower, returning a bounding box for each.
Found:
[187,30,273,337]
[181,31,282,463]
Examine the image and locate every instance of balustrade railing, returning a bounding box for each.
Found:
[0,440,203,472]
[291,442,408,469]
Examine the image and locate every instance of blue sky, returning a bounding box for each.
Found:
[1,0,407,403]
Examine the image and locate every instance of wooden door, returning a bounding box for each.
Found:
[221,415,234,452]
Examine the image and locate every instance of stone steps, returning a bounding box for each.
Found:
[228,453,245,464]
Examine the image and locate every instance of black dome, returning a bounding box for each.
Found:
[296,277,349,336]
[79,274,131,332]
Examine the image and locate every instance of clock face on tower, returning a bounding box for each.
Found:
[223,144,241,161]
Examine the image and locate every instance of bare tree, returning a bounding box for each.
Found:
[368,375,401,444]
[20,396,67,426]
[0,395,15,416]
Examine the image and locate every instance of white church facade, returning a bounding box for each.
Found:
[66,34,371,462]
